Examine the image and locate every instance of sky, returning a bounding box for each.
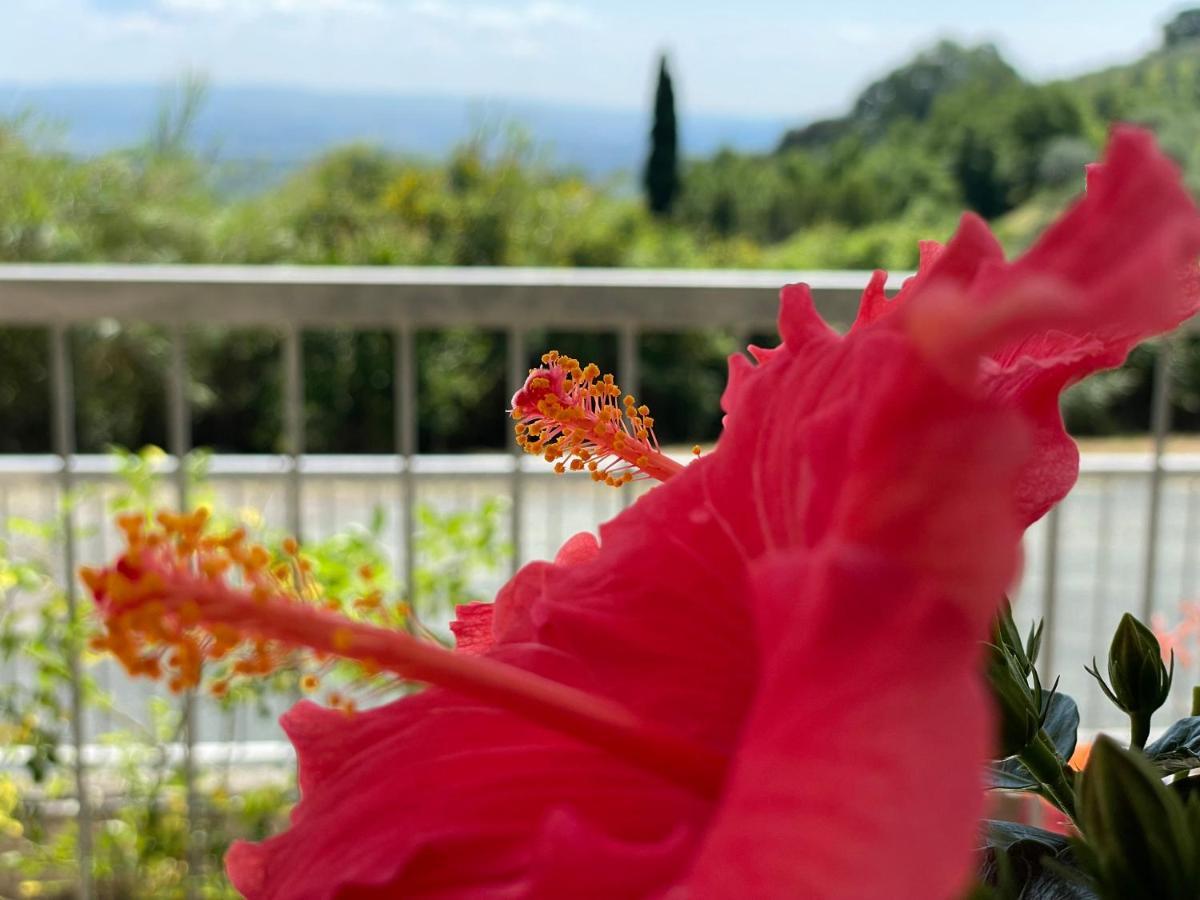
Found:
[0,0,1193,118]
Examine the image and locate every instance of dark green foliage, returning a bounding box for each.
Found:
[848,41,1019,138]
[644,55,681,216]
[1164,9,1200,49]
[990,693,1080,790]
[303,330,395,453]
[638,330,740,444]
[981,605,1200,898]
[953,129,1007,219]
[1073,737,1200,899]
[977,822,1091,900]
[1145,717,1200,775]
[780,41,1019,148]
[988,639,1049,759]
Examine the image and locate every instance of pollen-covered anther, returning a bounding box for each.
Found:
[80,510,385,698]
[509,352,686,485]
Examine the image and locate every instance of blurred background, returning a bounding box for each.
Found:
[4,2,1200,451]
[5,2,1200,896]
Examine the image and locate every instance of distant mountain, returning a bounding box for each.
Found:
[777,10,1200,158]
[779,41,1020,152]
[0,83,791,187]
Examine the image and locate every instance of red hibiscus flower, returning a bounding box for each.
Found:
[83,127,1200,899]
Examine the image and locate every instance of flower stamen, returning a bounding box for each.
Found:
[510,351,686,485]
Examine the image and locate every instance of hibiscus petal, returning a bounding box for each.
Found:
[449,532,599,655]
[227,675,708,899]
[722,283,835,415]
[978,128,1200,522]
[844,126,1200,524]
[1001,126,1200,342]
[777,281,840,349]
[684,342,1027,899]
[683,554,991,900]
[449,602,494,654]
[850,218,1004,333]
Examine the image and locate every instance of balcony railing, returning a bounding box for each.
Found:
[0,264,1191,893]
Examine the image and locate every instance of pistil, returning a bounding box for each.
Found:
[83,513,725,798]
[511,352,686,485]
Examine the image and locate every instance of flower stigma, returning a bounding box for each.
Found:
[511,351,687,485]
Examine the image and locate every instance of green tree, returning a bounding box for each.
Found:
[644,54,681,216]
[1164,9,1200,48]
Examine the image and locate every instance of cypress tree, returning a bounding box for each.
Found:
[644,54,680,216]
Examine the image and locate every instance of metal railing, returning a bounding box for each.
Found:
[0,265,1190,894]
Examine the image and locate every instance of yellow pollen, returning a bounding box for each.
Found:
[81,508,410,704]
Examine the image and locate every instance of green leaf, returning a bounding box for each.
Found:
[1074,736,1198,898]
[1042,691,1081,761]
[991,756,1040,790]
[983,821,1071,853]
[990,692,1080,789]
[1145,717,1200,776]
[978,821,1095,899]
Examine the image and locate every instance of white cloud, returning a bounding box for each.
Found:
[404,0,598,60]
[409,0,597,33]
[524,2,596,29]
[830,22,884,47]
[159,0,385,15]
[104,11,172,34]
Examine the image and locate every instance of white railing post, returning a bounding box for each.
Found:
[1084,475,1114,723]
[283,324,305,541]
[167,325,200,898]
[394,326,418,619]
[49,324,93,900]
[1142,338,1174,622]
[1040,504,1062,680]
[617,324,639,511]
[506,326,526,575]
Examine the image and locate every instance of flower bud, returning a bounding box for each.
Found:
[987,643,1043,759]
[1109,613,1172,714]
[1088,613,1173,748]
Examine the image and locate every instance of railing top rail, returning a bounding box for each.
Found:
[0,451,1192,478]
[0,264,895,287]
[0,264,903,329]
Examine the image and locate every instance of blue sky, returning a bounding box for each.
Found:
[1,0,1191,117]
